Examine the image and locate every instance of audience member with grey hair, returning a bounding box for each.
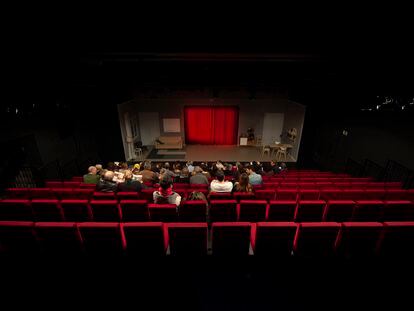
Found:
[140,162,158,184]
[83,166,100,184]
[96,171,118,192]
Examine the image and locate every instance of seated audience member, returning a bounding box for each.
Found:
[215,160,225,170]
[132,163,141,174]
[83,166,100,184]
[163,162,176,179]
[270,160,281,174]
[233,173,253,193]
[118,162,129,173]
[153,175,181,206]
[107,162,116,172]
[200,163,212,179]
[179,167,190,183]
[140,162,158,184]
[186,161,194,174]
[190,166,209,185]
[173,162,182,175]
[96,171,118,192]
[280,162,287,172]
[246,165,263,186]
[262,162,274,176]
[118,170,146,192]
[187,191,207,202]
[210,170,233,193]
[95,164,103,176]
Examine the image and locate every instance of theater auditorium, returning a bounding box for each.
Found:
[2,34,414,309]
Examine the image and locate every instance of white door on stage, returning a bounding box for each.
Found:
[262,113,284,145]
[139,112,160,145]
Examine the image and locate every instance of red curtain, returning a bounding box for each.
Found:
[184,106,239,145]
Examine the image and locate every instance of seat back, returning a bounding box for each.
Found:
[119,200,149,222]
[238,200,267,222]
[63,181,81,189]
[179,201,207,222]
[209,192,233,200]
[294,223,340,257]
[364,189,386,200]
[267,201,297,221]
[298,189,320,200]
[61,200,91,222]
[324,200,355,222]
[275,189,298,201]
[168,223,208,256]
[209,200,237,222]
[252,222,297,257]
[381,201,414,221]
[148,204,178,222]
[122,222,166,256]
[254,190,275,202]
[0,221,37,254]
[51,188,74,200]
[72,189,94,200]
[31,199,63,221]
[320,189,342,201]
[212,222,251,256]
[30,188,55,199]
[232,192,255,202]
[93,192,117,201]
[45,181,64,188]
[336,222,383,258]
[35,222,83,254]
[380,222,414,258]
[353,200,383,222]
[295,200,326,222]
[90,200,121,222]
[117,192,140,201]
[0,200,33,221]
[78,223,124,255]
[5,188,30,199]
[385,189,409,200]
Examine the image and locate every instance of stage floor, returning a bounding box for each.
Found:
[144,145,296,162]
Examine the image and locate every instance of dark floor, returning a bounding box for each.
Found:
[1,257,413,310]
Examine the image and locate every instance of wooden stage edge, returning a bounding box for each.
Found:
[143,145,296,162]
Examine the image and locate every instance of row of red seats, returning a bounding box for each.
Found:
[1,221,413,257]
[5,188,414,202]
[1,199,413,223]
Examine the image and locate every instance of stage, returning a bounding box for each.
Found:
[143,145,296,162]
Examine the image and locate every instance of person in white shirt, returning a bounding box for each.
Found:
[210,170,233,193]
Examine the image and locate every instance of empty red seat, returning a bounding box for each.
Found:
[275,189,298,201]
[379,222,414,258]
[0,199,33,221]
[117,192,140,201]
[298,189,320,200]
[297,182,316,189]
[348,182,369,189]
[232,192,255,202]
[353,200,384,222]
[339,190,366,200]
[173,183,190,190]
[78,222,125,255]
[148,204,178,222]
[190,184,208,190]
[5,188,30,199]
[51,188,74,200]
[119,200,149,222]
[295,200,326,222]
[385,189,409,201]
[72,189,94,200]
[179,201,207,222]
[364,182,385,189]
[336,222,383,258]
[90,200,121,222]
[238,200,267,222]
[35,222,83,254]
[30,188,55,199]
[279,183,298,189]
[320,189,342,201]
[79,183,97,189]
[315,182,334,189]
[31,199,63,221]
[212,222,251,256]
[381,201,414,221]
[0,221,37,254]
[122,222,167,256]
[209,192,233,200]
[71,176,84,182]
[140,189,155,202]
[93,192,116,201]
[60,199,91,222]
[45,181,64,188]
[384,182,403,189]
[252,222,297,257]
[209,200,237,222]
[254,190,275,202]
[334,182,351,189]
[262,182,278,190]
[294,223,340,257]
[267,200,297,221]
[167,223,208,256]
[63,181,81,189]
[324,200,355,222]
[364,189,386,200]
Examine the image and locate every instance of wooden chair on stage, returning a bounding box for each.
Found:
[275,146,287,161]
